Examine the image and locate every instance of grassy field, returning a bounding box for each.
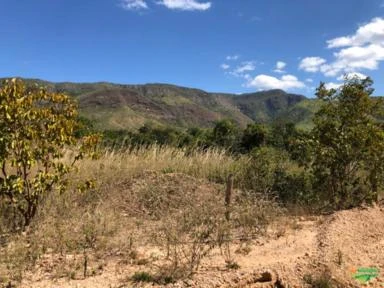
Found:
[0,146,283,286]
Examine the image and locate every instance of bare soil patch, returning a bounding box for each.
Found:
[13,173,384,288]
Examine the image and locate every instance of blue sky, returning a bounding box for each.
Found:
[1,0,384,96]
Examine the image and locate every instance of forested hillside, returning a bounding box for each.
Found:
[1,78,316,130]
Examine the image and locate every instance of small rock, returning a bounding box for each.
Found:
[184,279,194,287]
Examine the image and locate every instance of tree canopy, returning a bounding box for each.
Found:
[0,79,98,227]
[310,77,384,209]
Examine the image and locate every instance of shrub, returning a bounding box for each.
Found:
[212,119,239,149]
[132,271,154,283]
[240,123,266,152]
[155,198,226,279]
[237,146,290,194]
[310,77,384,210]
[272,170,316,207]
[0,79,99,228]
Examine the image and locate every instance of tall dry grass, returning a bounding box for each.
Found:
[1,145,283,285]
[67,145,246,186]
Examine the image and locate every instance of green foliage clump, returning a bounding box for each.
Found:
[238,147,290,194]
[240,123,266,152]
[0,79,99,228]
[131,271,154,283]
[310,77,384,210]
[210,119,239,148]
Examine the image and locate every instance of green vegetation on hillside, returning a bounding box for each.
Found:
[1,78,315,130]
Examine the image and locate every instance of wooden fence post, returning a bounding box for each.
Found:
[225,174,233,221]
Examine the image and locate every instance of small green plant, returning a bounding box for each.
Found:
[161,167,175,174]
[304,272,334,288]
[131,271,154,283]
[225,261,240,270]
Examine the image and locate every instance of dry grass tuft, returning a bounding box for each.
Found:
[67,145,242,186]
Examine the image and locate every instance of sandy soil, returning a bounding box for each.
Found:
[18,203,384,288]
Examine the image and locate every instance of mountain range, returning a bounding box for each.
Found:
[3,78,320,130]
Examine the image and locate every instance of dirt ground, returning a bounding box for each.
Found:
[18,203,384,288]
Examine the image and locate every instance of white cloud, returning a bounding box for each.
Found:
[273,61,286,73]
[327,18,384,48]
[305,78,313,83]
[246,74,305,91]
[120,0,148,10]
[336,72,367,81]
[234,61,256,74]
[276,61,286,70]
[220,63,230,70]
[330,44,384,75]
[228,61,256,78]
[156,0,211,11]
[301,17,384,78]
[324,82,342,90]
[299,57,327,72]
[226,55,239,61]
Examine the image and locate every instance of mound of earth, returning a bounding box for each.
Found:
[17,171,384,287]
[312,205,384,287]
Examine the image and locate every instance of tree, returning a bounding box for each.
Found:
[240,123,266,152]
[268,122,297,149]
[0,79,98,227]
[310,77,384,210]
[212,119,238,148]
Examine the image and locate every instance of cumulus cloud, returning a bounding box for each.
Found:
[120,0,148,10]
[220,63,230,70]
[306,78,313,83]
[299,57,327,72]
[327,18,384,48]
[301,17,384,77]
[246,74,305,90]
[156,0,211,11]
[273,61,286,73]
[328,44,384,76]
